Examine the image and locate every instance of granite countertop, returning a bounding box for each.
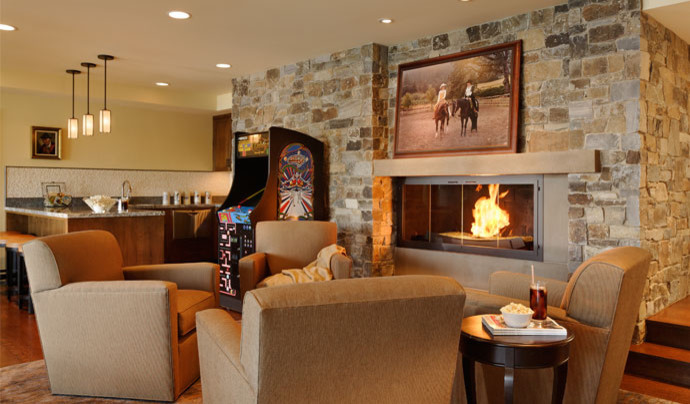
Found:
[132,203,220,210]
[4,206,165,219]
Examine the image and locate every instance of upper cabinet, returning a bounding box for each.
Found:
[213,113,232,171]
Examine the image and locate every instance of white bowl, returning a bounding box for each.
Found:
[500,307,534,328]
[83,196,117,213]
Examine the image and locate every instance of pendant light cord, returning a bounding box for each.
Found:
[71,72,75,118]
[86,65,90,114]
[104,59,107,109]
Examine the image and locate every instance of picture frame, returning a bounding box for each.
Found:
[394,41,521,158]
[31,126,62,159]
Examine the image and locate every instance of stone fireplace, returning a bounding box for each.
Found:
[374,149,598,289]
[398,175,543,262]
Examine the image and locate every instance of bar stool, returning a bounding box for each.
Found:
[1,231,23,283]
[5,234,37,313]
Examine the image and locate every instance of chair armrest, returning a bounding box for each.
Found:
[239,252,268,300]
[464,288,576,322]
[123,262,220,306]
[330,253,352,280]
[489,271,567,306]
[31,280,179,400]
[196,309,254,402]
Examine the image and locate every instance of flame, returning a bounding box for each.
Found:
[470,184,510,238]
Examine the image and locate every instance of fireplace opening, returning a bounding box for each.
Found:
[398,175,543,261]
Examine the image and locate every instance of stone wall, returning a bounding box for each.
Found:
[637,14,690,338]
[386,0,643,272]
[231,45,387,276]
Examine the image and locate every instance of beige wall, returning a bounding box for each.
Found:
[1,88,216,230]
[2,88,213,170]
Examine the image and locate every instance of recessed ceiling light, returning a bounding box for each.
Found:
[168,11,190,19]
[379,18,393,24]
[459,0,472,2]
[155,82,170,87]
[216,63,231,69]
[0,24,17,31]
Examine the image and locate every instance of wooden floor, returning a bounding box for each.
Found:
[0,291,43,367]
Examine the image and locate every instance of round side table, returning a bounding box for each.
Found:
[460,315,574,404]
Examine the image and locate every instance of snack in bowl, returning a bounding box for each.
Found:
[500,302,534,328]
[83,195,117,213]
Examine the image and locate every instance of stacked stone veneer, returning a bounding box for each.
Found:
[232,0,688,337]
[637,14,690,338]
[232,45,388,276]
[387,0,643,272]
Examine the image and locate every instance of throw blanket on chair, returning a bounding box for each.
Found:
[257,244,346,288]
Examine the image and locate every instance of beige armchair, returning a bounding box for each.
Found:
[239,220,352,299]
[455,247,651,404]
[197,275,466,404]
[22,230,220,402]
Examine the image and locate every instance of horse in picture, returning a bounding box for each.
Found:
[434,102,450,138]
[452,98,478,137]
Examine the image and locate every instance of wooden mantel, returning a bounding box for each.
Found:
[372,150,600,177]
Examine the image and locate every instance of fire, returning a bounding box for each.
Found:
[470,184,510,238]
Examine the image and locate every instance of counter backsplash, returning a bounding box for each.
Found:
[5,166,231,199]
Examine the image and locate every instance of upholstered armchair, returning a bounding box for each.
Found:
[22,230,220,402]
[455,247,651,404]
[238,220,352,299]
[197,275,466,404]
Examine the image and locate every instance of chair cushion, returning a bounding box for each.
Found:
[177,289,215,336]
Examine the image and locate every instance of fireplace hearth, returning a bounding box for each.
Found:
[398,175,543,261]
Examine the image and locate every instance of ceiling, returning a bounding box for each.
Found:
[1,0,563,103]
[643,0,690,45]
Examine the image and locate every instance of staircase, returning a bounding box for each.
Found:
[623,297,690,402]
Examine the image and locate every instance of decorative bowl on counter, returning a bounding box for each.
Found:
[83,195,117,213]
[43,193,73,207]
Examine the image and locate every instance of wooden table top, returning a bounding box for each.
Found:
[461,315,574,348]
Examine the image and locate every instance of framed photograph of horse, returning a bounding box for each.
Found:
[394,40,521,158]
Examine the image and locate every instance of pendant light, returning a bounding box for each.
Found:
[81,62,96,136]
[97,54,114,133]
[66,69,81,139]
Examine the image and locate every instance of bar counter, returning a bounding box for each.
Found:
[5,206,165,266]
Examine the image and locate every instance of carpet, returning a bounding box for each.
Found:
[0,361,201,403]
[0,360,679,403]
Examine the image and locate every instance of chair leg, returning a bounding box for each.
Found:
[17,254,31,312]
[7,248,19,302]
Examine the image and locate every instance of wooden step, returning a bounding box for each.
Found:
[620,374,690,403]
[625,342,690,388]
[646,297,690,351]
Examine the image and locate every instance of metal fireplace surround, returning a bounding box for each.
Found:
[397,175,544,261]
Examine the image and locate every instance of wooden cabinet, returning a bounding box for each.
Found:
[213,113,232,171]
[134,205,218,263]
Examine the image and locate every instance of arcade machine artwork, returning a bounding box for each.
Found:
[278,143,314,220]
[217,127,326,311]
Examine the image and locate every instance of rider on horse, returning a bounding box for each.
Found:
[433,83,451,137]
[464,80,479,114]
[433,83,450,120]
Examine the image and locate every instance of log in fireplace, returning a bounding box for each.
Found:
[398,175,543,261]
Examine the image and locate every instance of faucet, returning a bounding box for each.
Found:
[122,180,132,200]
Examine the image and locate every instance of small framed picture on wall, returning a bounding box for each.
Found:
[31,126,62,159]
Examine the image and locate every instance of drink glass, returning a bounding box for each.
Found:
[530,281,547,327]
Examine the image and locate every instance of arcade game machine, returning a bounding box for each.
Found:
[217,127,326,311]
